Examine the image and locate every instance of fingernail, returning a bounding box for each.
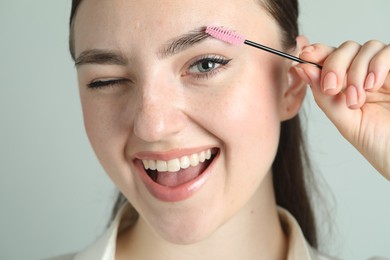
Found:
[301,46,315,55]
[323,72,338,92]
[364,72,375,90]
[346,85,358,108]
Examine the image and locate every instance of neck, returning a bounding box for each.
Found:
[116,173,287,260]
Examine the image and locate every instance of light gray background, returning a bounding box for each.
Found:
[0,1,389,259]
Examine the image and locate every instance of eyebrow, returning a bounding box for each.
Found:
[75,49,128,67]
[158,26,210,58]
[75,26,210,66]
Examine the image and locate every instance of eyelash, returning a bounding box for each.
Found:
[87,78,129,89]
[187,55,232,79]
[86,55,232,89]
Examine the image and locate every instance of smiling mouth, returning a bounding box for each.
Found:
[141,148,218,187]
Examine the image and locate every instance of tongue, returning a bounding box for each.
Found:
[157,162,207,187]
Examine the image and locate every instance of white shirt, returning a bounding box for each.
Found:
[47,205,341,260]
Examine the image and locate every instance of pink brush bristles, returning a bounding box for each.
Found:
[205,26,245,46]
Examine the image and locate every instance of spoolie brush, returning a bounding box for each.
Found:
[205,26,322,69]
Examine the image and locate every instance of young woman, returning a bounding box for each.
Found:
[53,0,389,259]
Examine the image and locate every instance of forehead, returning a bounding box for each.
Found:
[72,0,279,57]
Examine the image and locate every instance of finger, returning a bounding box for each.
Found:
[365,43,390,92]
[307,74,359,139]
[345,41,385,109]
[296,43,334,87]
[320,41,361,96]
[299,43,335,65]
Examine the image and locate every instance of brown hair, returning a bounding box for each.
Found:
[260,0,318,248]
[69,0,318,248]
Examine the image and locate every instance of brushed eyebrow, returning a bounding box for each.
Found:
[158,26,211,58]
[75,49,128,67]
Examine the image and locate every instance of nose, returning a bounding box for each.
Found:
[133,79,187,143]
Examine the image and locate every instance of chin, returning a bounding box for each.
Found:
[145,205,223,245]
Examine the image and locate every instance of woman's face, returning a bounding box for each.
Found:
[73,0,300,244]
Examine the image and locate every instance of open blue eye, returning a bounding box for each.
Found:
[196,60,217,72]
[188,55,232,78]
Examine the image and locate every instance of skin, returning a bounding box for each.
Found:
[72,0,390,259]
[296,41,390,180]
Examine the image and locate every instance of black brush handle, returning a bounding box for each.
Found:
[244,40,322,69]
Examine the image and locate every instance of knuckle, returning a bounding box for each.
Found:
[339,40,361,49]
[363,39,384,48]
[361,40,385,55]
[311,43,325,49]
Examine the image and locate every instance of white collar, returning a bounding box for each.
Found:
[277,208,324,260]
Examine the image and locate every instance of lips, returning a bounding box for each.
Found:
[134,148,219,202]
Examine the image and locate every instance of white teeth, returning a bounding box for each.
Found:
[190,153,200,167]
[149,160,157,170]
[167,159,180,172]
[180,156,190,169]
[141,149,214,173]
[156,160,168,172]
[206,149,211,160]
[142,160,149,169]
[199,151,206,162]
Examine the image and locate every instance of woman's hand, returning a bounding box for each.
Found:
[295,40,390,180]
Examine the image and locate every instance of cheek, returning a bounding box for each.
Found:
[193,65,282,149]
[222,84,280,183]
[80,93,132,178]
[189,63,282,192]
[81,97,111,152]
